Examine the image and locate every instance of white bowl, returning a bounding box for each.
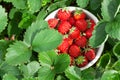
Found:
[45,6,105,70]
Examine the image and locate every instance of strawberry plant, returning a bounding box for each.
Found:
[0,0,120,80]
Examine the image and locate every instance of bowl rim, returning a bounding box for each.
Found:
[45,6,105,70]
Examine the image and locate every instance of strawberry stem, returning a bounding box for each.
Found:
[62,7,69,13]
[63,34,69,38]
[74,9,83,15]
[69,27,75,34]
[86,19,91,28]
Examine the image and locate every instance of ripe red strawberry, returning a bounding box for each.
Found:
[64,37,73,45]
[68,17,75,25]
[75,36,87,48]
[87,19,95,30]
[69,27,80,39]
[84,20,95,38]
[85,29,93,38]
[58,21,71,34]
[90,19,95,29]
[74,10,86,20]
[57,39,70,53]
[75,19,88,32]
[69,44,81,58]
[76,56,88,67]
[57,9,71,21]
[85,49,95,61]
[48,18,58,28]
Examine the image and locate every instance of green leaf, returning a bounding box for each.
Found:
[81,68,96,80]
[105,14,120,40]
[42,0,51,6]
[113,41,120,58]
[7,11,22,37]
[65,66,81,80]
[0,63,20,77]
[32,29,62,52]
[0,6,8,34]
[107,37,119,46]
[89,21,108,47]
[38,50,57,67]
[3,74,18,80]
[4,0,27,9]
[36,7,48,20]
[7,21,22,38]
[55,75,67,80]
[0,40,11,60]
[76,0,89,8]
[9,8,19,19]
[5,41,32,65]
[90,0,102,10]
[112,60,120,72]
[101,0,120,21]
[3,0,12,2]
[19,65,28,77]
[0,59,2,64]
[39,50,70,73]
[19,61,40,77]
[22,77,36,80]
[38,51,70,79]
[23,20,48,47]
[38,66,55,80]
[7,22,22,38]
[54,54,70,73]
[53,0,59,2]
[18,13,36,29]
[101,70,120,80]
[47,0,68,13]
[95,67,105,80]
[12,0,27,9]
[97,53,111,69]
[117,0,120,3]
[26,61,40,76]
[27,0,42,13]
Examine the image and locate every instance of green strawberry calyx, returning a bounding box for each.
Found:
[75,56,85,65]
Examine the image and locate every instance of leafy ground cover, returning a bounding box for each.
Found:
[0,0,120,80]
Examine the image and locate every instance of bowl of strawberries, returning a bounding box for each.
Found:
[45,6,104,70]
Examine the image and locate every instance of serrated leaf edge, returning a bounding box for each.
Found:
[0,5,8,34]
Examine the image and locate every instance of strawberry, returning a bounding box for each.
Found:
[85,29,93,38]
[58,21,71,34]
[57,39,69,53]
[76,56,88,67]
[75,19,88,32]
[86,19,95,30]
[85,49,95,61]
[48,18,59,28]
[64,37,73,45]
[84,19,95,38]
[74,10,86,20]
[74,36,87,48]
[90,19,95,29]
[68,17,75,25]
[69,27,80,39]
[69,44,81,58]
[57,8,71,21]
